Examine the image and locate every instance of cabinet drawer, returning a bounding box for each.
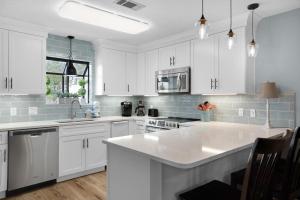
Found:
[135,120,145,126]
[0,132,8,144]
[59,123,110,137]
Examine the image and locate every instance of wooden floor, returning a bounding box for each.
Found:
[5,172,107,200]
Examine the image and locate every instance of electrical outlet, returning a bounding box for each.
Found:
[250,109,256,118]
[238,108,244,117]
[10,107,17,116]
[28,107,38,116]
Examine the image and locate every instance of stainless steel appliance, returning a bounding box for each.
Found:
[135,100,145,116]
[145,117,200,133]
[121,101,132,117]
[8,127,58,191]
[155,67,190,94]
[148,108,159,117]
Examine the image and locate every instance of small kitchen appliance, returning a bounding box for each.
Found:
[121,101,132,117]
[148,108,159,117]
[135,100,145,116]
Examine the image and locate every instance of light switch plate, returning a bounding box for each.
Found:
[250,109,256,118]
[28,107,38,116]
[10,107,17,116]
[238,108,244,117]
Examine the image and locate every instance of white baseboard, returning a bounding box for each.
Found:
[57,166,106,182]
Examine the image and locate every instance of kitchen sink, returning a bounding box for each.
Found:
[57,118,95,123]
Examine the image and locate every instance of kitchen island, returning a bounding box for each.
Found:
[104,122,287,200]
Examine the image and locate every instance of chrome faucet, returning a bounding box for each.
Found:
[71,99,82,119]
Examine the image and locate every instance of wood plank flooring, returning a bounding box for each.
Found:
[5,172,107,200]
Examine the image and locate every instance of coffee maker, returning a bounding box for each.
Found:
[121,101,132,117]
[135,100,145,116]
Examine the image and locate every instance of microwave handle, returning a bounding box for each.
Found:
[177,73,181,91]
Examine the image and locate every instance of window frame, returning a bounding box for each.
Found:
[46,56,90,103]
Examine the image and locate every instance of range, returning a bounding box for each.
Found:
[145,117,201,133]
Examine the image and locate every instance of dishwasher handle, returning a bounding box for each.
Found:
[9,128,57,136]
[112,121,129,125]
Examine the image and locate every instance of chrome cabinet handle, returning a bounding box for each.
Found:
[103,83,106,92]
[211,78,213,90]
[173,56,175,66]
[3,150,6,163]
[128,84,130,92]
[214,78,218,89]
[170,57,172,66]
[83,139,86,149]
[10,78,12,89]
[87,139,89,148]
[5,77,7,89]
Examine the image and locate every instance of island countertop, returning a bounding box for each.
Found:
[104,122,287,169]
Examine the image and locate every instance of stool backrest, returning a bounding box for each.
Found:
[282,127,300,200]
[241,138,285,200]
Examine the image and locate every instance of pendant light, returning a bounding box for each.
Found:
[196,0,208,40]
[64,36,77,76]
[247,3,259,57]
[227,0,235,50]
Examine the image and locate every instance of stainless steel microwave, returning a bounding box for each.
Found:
[155,67,190,94]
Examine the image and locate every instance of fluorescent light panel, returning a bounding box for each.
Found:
[59,1,150,34]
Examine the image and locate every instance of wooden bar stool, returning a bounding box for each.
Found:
[178,138,285,200]
[230,129,294,191]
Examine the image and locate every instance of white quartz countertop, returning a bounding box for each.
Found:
[0,116,150,131]
[104,122,288,169]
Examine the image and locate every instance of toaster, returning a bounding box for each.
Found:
[148,109,159,117]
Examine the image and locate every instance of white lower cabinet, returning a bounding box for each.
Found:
[59,123,110,179]
[0,132,7,194]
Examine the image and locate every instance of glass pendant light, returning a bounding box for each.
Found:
[247,3,259,57]
[227,0,235,50]
[196,0,208,40]
[64,36,77,76]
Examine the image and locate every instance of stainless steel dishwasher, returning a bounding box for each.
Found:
[8,127,58,191]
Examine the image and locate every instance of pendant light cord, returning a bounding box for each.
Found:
[251,10,254,39]
[230,0,232,29]
[202,0,204,15]
[69,38,73,60]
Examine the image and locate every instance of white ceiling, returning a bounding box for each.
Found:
[0,0,299,45]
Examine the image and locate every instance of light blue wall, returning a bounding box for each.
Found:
[256,8,300,125]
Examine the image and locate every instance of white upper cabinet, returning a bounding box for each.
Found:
[191,36,217,95]
[126,52,137,95]
[9,31,45,94]
[218,28,246,94]
[158,41,190,70]
[0,29,8,94]
[191,27,249,95]
[145,50,158,95]
[0,30,45,95]
[135,53,146,96]
[102,48,127,95]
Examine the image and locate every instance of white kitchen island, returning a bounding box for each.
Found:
[103,122,287,200]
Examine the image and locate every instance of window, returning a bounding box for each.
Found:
[46,57,90,103]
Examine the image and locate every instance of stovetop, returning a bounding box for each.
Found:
[158,117,201,123]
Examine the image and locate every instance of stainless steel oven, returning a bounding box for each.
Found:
[155,67,190,94]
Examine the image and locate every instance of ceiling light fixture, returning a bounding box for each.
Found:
[195,0,208,40]
[247,3,259,57]
[58,1,150,34]
[64,36,77,76]
[227,0,235,50]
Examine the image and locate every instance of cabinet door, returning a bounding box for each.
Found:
[0,29,8,94]
[158,46,174,69]
[145,50,158,95]
[0,145,7,192]
[135,53,146,95]
[59,135,85,177]
[126,53,137,95]
[174,41,191,68]
[191,37,216,94]
[85,133,108,170]
[9,31,45,94]
[102,48,126,95]
[218,28,246,94]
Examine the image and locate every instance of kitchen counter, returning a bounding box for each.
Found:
[105,122,288,200]
[104,122,286,169]
[0,116,151,131]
